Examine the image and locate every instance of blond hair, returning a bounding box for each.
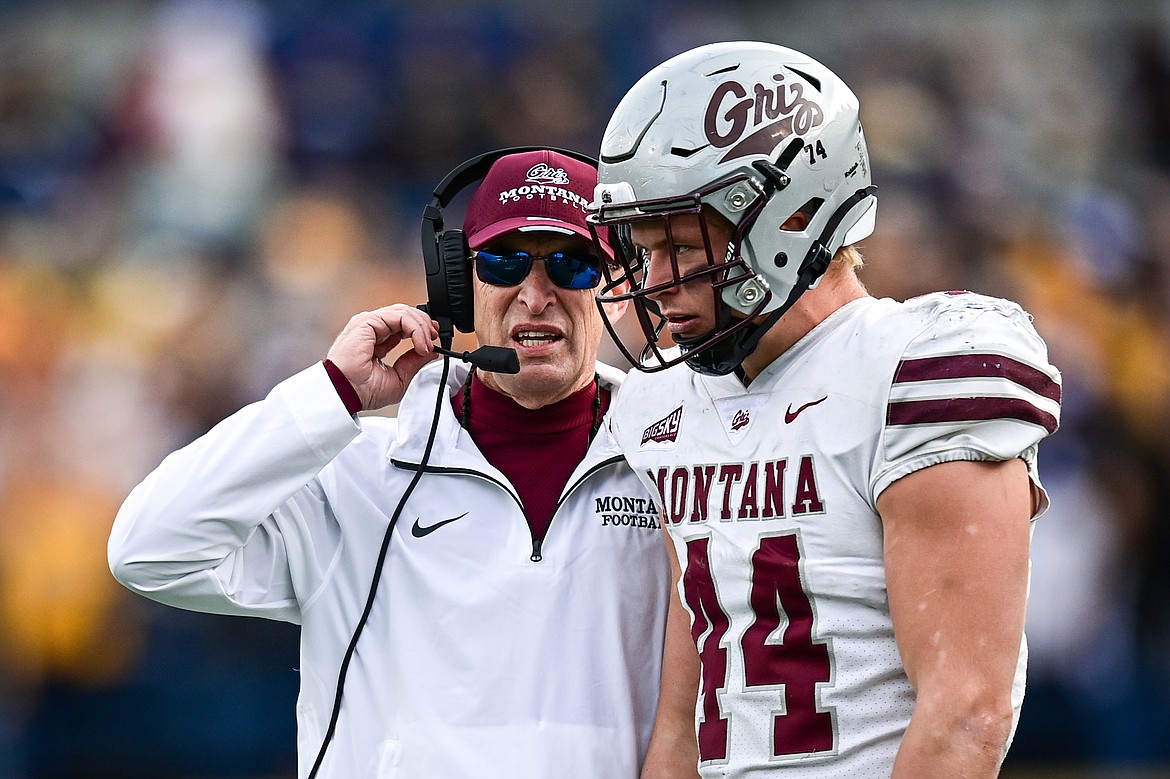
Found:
[835,244,865,271]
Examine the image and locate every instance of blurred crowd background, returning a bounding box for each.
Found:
[2,0,1170,776]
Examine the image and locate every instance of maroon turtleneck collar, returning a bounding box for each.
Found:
[452,371,610,550]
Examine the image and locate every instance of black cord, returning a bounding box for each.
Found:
[307,355,453,779]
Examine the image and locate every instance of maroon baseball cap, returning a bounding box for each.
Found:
[463,150,612,258]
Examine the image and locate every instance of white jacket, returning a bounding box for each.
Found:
[109,359,671,779]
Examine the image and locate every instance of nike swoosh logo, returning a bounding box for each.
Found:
[411,512,469,538]
[784,396,828,424]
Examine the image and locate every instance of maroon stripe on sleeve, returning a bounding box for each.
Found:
[893,354,1060,402]
[886,396,1058,433]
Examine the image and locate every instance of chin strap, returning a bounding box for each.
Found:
[679,185,876,376]
[678,238,825,376]
[678,307,783,376]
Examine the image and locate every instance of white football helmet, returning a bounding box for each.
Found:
[590,41,877,375]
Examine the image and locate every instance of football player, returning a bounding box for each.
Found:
[589,42,1062,778]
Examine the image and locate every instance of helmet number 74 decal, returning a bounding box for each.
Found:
[682,533,836,763]
[804,139,828,166]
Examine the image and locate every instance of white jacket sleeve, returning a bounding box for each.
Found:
[108,363,362,624]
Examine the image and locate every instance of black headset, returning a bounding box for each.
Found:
[307,146,598,778]
[419,145,601,347]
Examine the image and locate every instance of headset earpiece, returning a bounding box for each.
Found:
[438,229,474,334]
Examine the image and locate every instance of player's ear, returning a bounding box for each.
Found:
[598,268,631,324]
[600,295,630,325]
[780,209,811,232]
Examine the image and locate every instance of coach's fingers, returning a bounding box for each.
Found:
[326,305,443,410]
[390,346,441,388]
[370,305,439,355]
[330,307,436,368]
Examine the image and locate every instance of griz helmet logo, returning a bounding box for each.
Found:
[703,72,824,163]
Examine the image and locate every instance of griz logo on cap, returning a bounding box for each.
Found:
[496,165,590,211]
[703,72,824,163]
[525,163,570,185]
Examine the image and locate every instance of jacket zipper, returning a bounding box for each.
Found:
[531,455,625,562]
[392,455,625,564]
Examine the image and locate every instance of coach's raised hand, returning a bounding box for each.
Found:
[326,304,440,411]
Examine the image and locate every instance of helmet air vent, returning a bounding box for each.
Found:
[787,66,821,91]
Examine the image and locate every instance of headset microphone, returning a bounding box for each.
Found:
[434,344,520,374]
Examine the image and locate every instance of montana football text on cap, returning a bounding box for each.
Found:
[463,150,613,258]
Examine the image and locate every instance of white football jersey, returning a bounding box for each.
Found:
[608,292,1062,777]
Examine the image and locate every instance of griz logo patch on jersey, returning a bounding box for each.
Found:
[595,496,661,530]
[641,405,683,445]
[704,72,824,163]
[649,455,825,525]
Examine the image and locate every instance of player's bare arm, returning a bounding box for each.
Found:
[879,458,1033,778]
[640,525,701,779]
[325,303,440,410]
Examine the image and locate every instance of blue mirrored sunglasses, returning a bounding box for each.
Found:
[473,250,603,290]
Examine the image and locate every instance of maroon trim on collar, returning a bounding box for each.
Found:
[463,372,600,436]
[453,373,611,544]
